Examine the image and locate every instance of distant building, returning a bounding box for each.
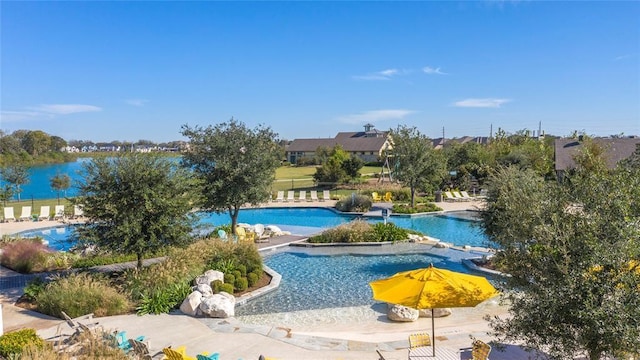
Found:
[286,123,391,164]
[554,136,640,179]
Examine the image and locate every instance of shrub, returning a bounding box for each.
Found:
[247,272,259,287]
[234,277,248,291]
[219,283,234,294]
[335,194,372,212]
[372,222,408,242]
[0,328,46,358]
[0,239,50,273]
[232,270,242,280]
[72,253,137,268]
[19,327,129,360]
[236,264,247,276]
[224,273,235,285]
[36,273,131,318]
[210,279,223,293]
[135,282,191,315]
[392,202,443,214]
[22,277,46,301]
[309,220,377,243]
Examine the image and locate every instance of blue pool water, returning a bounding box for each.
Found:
[17,208,489,251]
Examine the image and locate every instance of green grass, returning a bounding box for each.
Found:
[275,165,318,179]
[2,198,73,219]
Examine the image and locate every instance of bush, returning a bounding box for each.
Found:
[135,282,191,315]
[236,264,247,276]
[36,273,131,318]
[22,277,46,301]
[309,220,377,243]
[335,194,372,212]
[19,327,129,360]
[0,239,50,273]
[372,222,408,242]
[0,328,46,358]
[219,283,234,294]
[72,253,137,268]
[224,273,235,285]
[210,279,223,293]
[232,270,242,280]
[392,202,443,214]
[247,272,259,287]
[234,277,248,291]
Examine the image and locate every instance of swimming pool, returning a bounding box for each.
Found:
[16,208,490,251]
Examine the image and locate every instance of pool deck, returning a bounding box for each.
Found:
[0,198,548,359]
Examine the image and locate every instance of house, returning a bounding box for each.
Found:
[286,124,391,164]
[554,136,640,179]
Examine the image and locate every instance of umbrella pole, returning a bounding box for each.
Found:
[431,308,435,357]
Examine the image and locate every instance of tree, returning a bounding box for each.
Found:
[313,145,363,185]
[389,125,447,207]
[480,164,640,359]
[74,154,199,269]
[180,119,281,234]
[50,173,71,205]
[0,164,30,201]
[22,130,51,157]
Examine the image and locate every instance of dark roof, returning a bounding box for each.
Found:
[554,137,640,171]
[287,136,389,153]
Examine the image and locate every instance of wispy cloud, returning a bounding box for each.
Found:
[614,54,634,61]
[352,68,407,81]
[337,109,416,124]
[0,103,102,123]
[454,98,511,108]
[30,104,102,115]
[422,66,447,75]
[125,99,149,107]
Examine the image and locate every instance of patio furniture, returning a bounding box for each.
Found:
[61,311,99,330]
[296,190,306,202]
[285,191,295,202]
[275,191,285,202]
[38,205,50,221]
[114,331,145,353]
[53,205,66,221]
[383,192,393,202]
[3,207,16,222]
[163,345,197,360]
[129,338,163,360]
[471,338,491,360]
[453,191,470,201]
[371,192,382,202]
[322,190,330,201]
[443,191,457,202]
[460,191,474,201]
[196,353,220,360]
[310,190,319,201]
[408,332,432,360]
[19,206,32,221]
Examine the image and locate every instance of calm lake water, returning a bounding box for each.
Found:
[11,159,90,200]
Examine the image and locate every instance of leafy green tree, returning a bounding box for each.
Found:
[313,145,363,185]
[389,125,447,207]
[50,173,71,205]
[21,130,51,157]
[0,164,29,201]
[74,154,199,269]
[0,184,14,206]
[181,119,281,234]
[480,164,640,359]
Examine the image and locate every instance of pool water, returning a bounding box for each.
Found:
[17,208,490,251]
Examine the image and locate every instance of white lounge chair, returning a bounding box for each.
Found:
[297,190,306,202]
[460,191,474,201]
[19,206,32,221]
[38,206,50,221]
[54,205,65,221]
[285,191,295,202]
[275,191,285,202]
[444,191,456,202]
[322,190,331,201]
[253,223,271,243]
[3,207,16,222]
[452,191,469,202]
[73,204,84,219]
[310,190,319,202]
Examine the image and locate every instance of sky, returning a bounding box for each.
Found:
[1,1,639,143]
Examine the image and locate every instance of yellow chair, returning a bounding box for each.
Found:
[471,338,491,360]
[163,345,196,360]
[383,192,393,202]
[371,192,382,201]
[408,333,431,360]
[235,226,255,243]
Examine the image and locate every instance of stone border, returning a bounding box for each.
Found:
[235,265,282,307]
[461,257,510,277]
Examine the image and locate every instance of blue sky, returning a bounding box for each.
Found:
[1,1,638,143]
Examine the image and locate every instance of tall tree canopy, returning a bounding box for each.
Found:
[74,154,198,269]
[180,119,281,233]
[50,173,71,204]
[389,125,447,207]
[313,145,363,185]
[0,164,30,201]
[480,162,640,359]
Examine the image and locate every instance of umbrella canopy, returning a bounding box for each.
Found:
[369,264,498,357]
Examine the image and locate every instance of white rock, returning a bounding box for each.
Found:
[199,292,236,318]
[434,242,450,248]
[419,308,452,318]
[387,304,419,322]
[203,270,224,283]
[179,291,203,316]
[196,283,213,297]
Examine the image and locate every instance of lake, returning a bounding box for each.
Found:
[10,159,90,200]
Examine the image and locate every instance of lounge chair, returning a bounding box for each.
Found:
[275,191,285,202]
[73,204,84,219]
[471,338,491,360]
[217,229,228,240]
[196,353,220,360]
[253,224,271,243]
[61,311,99,330]
[460,191,474,201]
[235,226,255,243]
[376,350,388,360]
[408,332,431,360]
[19,206,32,221]
[114,331,145,353]
[163,345,197,360]
[444,191,457,202]
[310,190,319,201]
[297,190,306,202]
[383,192,393,202]
[53,205,65,221]
[38,205,50,221]
[371,192,382,202]
[285,191,295,202]
[129,338,162,360]
[453,191,469,202]
[322,190,330,201]
[3,207,15,222]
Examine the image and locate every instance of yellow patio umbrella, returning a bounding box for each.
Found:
[369,264,498,357]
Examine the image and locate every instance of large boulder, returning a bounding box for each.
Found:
[196,283,213,297]
[419,308,452,318]
[195,270,224,285]
[387,304,419,322]
[199,292,236,318]
[179,291,203,316]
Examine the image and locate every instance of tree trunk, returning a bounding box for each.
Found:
[230,207,239,235]
[410,186,416,208]
[136,252,143,270]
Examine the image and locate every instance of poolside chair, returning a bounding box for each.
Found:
[253,224,271,243]
[3,207,16,222]
[129,338,162,360]
[38,205,50,221]
[163,345,197,360]
[217,229,228,240]
[53,205,65,221]
[235,226,255,243]
[297,190,306,202]
[408,333,431,360]
[453,191,469,202]
[444,191,457,202]
[114,331,145,353]
[460,191,474,201]
[383,192,393,202]
[73,204,84,219]
[322,190,330,201]
[275,191,285,202]
[471,338,491,360]
[61,311,99,331]
[196,353,220,360]
[371,192,382,202]
[285,191,295,202]
[19,206,32,221]
[309,190,318,201]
